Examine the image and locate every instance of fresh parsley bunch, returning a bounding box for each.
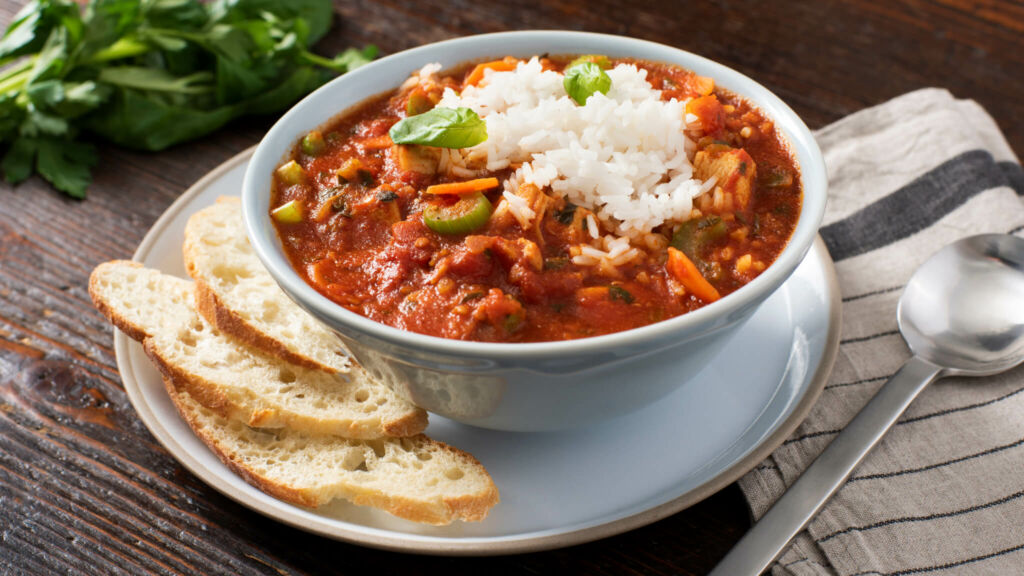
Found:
[0,0,376,197]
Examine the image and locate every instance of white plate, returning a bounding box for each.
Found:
[116,147,841,555]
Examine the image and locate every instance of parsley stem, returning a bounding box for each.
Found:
[299,51,343,72]
[85,37,152,64]
[0,68,31,95]
[0,58,33,85]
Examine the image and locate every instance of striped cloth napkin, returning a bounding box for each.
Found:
[738,88,1024,576]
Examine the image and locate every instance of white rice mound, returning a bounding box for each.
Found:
[435,57,713,240]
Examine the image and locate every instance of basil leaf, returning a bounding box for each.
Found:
[563,61,611,105]
[389,107,487,149]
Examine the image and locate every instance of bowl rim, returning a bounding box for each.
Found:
[242,30,827,360]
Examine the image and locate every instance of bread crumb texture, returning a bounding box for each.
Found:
[183,197,352,373]
[172,387,498,524]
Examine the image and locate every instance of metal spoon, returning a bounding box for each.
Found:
[710,233,1024,576]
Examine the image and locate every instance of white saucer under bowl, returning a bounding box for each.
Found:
[115,148,840,555]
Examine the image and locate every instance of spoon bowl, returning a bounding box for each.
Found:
[899,234,1024,376]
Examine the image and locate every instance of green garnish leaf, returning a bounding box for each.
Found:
[1,137,38,184]
[97,67,214,94]
[2,136,97,197]
[34,137,96,198]
[0,0,78,61]
[563,61,611,105]
[389,107,487,149]
[608,285,634,304]
[553,202,577,225]
[0,0,376,198]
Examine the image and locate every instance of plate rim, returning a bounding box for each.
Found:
[116,146,841,555]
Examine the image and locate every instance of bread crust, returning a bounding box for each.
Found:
[91,257,495,524]
[182,197,344,374]
[190,277,428,437]
[189,269,337,374]
[88,260,151,342]
[161,377,326,508]
[90,261,427,439]
[162,377,499,524]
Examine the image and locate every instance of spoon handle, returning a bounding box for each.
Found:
[709,355,943,576]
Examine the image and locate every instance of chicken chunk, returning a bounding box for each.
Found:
[391,144,441,176]
[693,147,756,212]
[491,183,553,231]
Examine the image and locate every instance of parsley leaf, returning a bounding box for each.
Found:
[0,0,376,198]
[34,137,97,198]
[2,136,97,197]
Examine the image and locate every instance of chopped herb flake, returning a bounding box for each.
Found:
[504,313,523,332]
[544,257,569,270]
[461,291,485,303]
[331,196,351,216]
[554,203,577,225]
[608,285,634,304]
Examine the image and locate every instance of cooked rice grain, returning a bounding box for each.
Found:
[435,58,711,240]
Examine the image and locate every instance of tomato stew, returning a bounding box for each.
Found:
[270,56,801,342]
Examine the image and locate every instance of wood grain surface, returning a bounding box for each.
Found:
[0,1,1020,574]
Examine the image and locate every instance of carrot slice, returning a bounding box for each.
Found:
[666,247,721,303]
[464,57,519,87]
[424,177,500,196]
[359,135,393,150]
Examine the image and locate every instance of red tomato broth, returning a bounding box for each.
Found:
[270,56,802,342]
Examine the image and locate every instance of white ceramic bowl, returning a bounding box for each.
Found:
[242,31,827,431]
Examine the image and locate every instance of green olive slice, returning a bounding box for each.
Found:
[423,192,492,235]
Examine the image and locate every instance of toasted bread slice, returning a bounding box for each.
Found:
[89,261,427,438]
[183,197,349,374]
[164,381,498,524]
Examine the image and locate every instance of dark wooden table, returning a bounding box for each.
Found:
[1,1,1020,574]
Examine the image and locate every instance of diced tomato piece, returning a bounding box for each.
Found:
[448,246,494,279]
[475,289,525,332]
[517,269,582,303]
[686,95,725,135]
